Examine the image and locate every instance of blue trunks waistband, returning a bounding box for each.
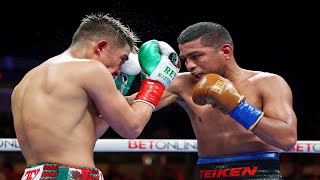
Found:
[197,151,279,164]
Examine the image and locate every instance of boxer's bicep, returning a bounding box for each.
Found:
[261,74,296,125]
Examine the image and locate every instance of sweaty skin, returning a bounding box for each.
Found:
[150,37,297,157]
[158,71,295,156]
[11,51,153,168]
[12,55,103,168]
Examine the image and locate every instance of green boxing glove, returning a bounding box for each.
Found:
[115,53,141,95]
[133,40,181,109]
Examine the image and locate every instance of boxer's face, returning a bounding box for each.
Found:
[179,38,226,80]
[100,44,130,77]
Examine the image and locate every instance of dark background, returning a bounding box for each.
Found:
[0,0,318,140]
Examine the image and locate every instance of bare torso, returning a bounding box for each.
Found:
[11,55,101,168]
[164,72,280,157]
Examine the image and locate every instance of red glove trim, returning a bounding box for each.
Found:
[134,79,165,108]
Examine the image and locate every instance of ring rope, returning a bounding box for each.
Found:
[0,138,318,153]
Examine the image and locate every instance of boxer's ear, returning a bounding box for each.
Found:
[96,40,108,53]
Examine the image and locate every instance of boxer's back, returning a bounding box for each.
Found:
[12,55,97,167]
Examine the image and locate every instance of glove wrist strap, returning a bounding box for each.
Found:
[133,79,165,109]
[228,101,264,130]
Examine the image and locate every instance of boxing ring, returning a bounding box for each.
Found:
[0,138,319,153]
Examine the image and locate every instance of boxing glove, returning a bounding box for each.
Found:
[134,40,181,109]
[192,74,264,130]
[115,53,141,95]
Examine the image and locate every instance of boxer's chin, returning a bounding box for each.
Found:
[196,74,205,81]
[191,73,204,81]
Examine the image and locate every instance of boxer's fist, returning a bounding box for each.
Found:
[192,74,245,114]
[134,40,181,109]
[115,53,141,95]
[192,74,264,130]
[138,39,180,88]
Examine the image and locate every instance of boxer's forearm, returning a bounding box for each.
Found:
[95,116,110,140]
[251,116,297,151]
[125,93,137,105]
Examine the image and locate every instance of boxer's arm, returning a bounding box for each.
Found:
[250,74,297,151]
[81,61,153,139]
[125,74,181,111]
[193,74,263,130]
[124,93,136,105]
[154,76,181,111]
[94,116,109,140]
[124,89,178,112]
[192,73,297,151]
